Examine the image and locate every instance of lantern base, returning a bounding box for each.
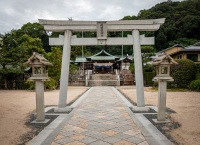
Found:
[131,106,150,112]
[31,119,50,124]
[152,76,174,82]
[152,118,170,123]
[54,106,72,113]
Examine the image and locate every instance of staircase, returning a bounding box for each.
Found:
[88,74,120,86]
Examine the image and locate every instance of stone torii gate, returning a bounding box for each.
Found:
[39,18,165,111]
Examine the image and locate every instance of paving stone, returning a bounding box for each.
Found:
[70,134,86,141]
[81,131,108,139]
[60,131,77,137]
[79,136,98,144]
[113,140,136,145]
[89,140,111,145]
[113,133,133,140]
[51,141,60,145]
[65,141,86,145]
[55,137,73,144]
[112,126,132,132]
[102,136,122,144]
[134,133,145,140]
[102,130,119,136]
[126,136,145,144]
[138,141,149,145]
[123,129,141,136]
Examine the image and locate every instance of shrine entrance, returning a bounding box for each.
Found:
[39,18,165,109]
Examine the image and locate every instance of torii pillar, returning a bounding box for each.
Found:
[133,30,145,107]
[59,30,71,107]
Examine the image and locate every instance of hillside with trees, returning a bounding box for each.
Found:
[122,0,200,51]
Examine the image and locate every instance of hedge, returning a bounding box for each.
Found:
[169,59,196,88]
[189,79,200,91]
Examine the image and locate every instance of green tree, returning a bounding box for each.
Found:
[0,30,45,89]
[46,47,62,85]
[122,0,200,51]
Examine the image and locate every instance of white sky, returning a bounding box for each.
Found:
[0,0,183,34]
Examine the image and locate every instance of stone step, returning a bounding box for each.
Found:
[88,80,120,86]
[91,74,117,80]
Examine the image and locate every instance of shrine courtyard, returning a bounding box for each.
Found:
[0,86,200,145]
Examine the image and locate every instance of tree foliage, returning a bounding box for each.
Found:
[46,47,62,85]
[122,0,200,50]
[0,23,47,89]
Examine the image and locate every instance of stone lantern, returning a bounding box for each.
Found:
[152,53,177,121]
[25,52,53,122]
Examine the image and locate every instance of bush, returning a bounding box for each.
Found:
[45,77,57,90]
[25,77,57,90]
[196,62,200,74]
[170,59,196,88]
[25,80,35,90]
[144,72,155,86]
[189,79,200,91]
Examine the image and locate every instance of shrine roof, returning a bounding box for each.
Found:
[74,50,134,63]
[86,50,120,61]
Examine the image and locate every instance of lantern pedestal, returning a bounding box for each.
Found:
[153,77,173,122]
[131,106,150,112]
[54,106,72,113]
[35,81,45,122]
[157,80,167,121]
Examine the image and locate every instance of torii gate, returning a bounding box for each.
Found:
[39,18,165,111]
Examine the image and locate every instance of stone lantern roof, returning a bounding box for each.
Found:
[152,53,177,65]
[25,52,53,66]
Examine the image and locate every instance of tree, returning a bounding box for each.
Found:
[46,47,62,85]
[0,32,23,89]
[122,0,200,51]
[0,30,45,89]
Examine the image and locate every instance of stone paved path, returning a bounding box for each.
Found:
[51,87,149,145]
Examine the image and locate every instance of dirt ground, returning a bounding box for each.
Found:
[0,86,89,145]
[117,86,200,145]
[0,86,200,145]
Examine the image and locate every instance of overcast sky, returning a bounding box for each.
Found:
[0,0,183,34]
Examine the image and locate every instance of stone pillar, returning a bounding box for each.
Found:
[35,81,45,122]
[133,30,145,107]
[58,30,72,108]
[157,80,167,121]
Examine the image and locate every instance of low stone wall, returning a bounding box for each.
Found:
[68,81,85,86]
